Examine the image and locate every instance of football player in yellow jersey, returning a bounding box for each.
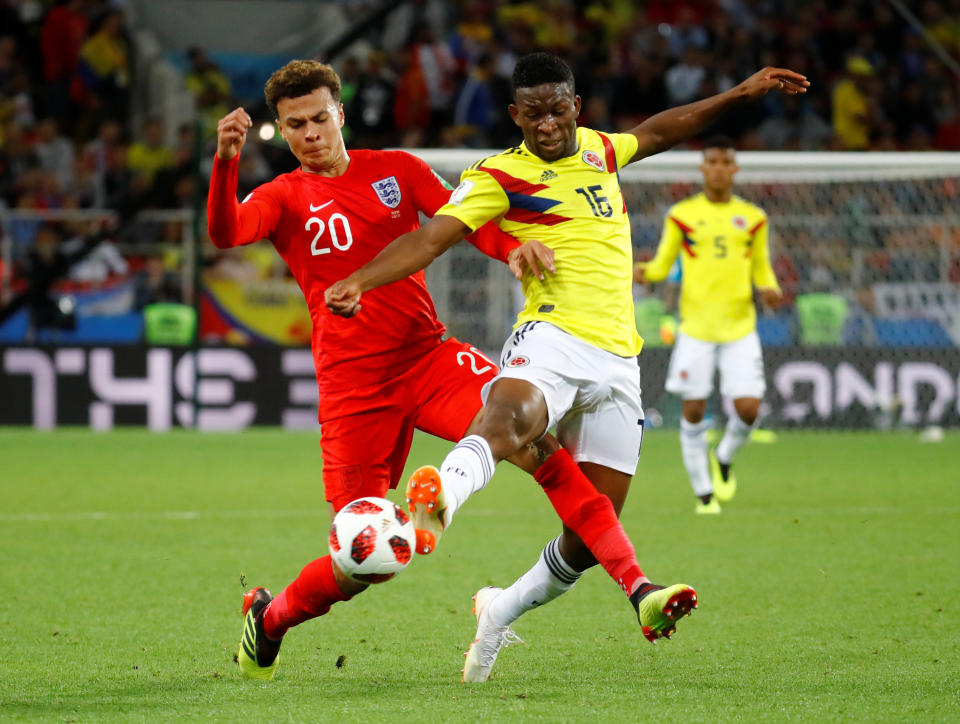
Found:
[635,136,782,514]
[327,52,806,681]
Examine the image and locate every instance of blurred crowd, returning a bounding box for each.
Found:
[331,0,960,152]
[0,0,957,343]
[0,0,956,226]
[0,0,200,285]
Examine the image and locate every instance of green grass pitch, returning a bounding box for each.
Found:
[1,428,958,722]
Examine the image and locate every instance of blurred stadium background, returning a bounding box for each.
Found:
[1,0,959,432]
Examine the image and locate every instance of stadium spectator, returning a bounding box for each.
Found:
[347,50,396,148]
[831,56,879,150]
[133,253,181,310]
[756,94,833,150]
[610,55,668,127]
[21,222,76,339]
[887,80,939,145]
[406,21,457,144]
[40,0,89,126]
[665,47,708,106]
[126,117,173,185]
[185,46,232,139]
[33,116,75,193]
[452,51,497,147]
[63,222,127,283]
[666,5,709,58]
[392,46,431,147]
[448,0,495,67]
[934,91,960,150]
[5,68,37,128]
[70,7,130,136]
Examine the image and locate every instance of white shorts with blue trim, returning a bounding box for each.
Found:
[481,321,645,475]
[665,329,766,400]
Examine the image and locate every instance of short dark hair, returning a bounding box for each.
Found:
[265,60,341,118]
[703,135,736,152]
[511,52,575,98]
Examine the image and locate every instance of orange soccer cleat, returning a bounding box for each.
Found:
[405,465,449,555]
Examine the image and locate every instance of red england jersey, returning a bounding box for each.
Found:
[207,149,517,405]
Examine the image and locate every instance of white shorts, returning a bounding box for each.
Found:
[665,330,766,400]
[481,321,645,475]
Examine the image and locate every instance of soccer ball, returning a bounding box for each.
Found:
[328,497,416,583]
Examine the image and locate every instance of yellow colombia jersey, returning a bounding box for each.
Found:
[437,126,642,357]
[645,192,780,343]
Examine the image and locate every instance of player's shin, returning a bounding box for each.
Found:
[716,413,753,465]
[438,434,496,523]
[534,449,647,596]
[262,555,355,640]
[680,418,713,498]
[486,536,582,627]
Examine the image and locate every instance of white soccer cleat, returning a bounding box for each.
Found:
[462,586,524,683]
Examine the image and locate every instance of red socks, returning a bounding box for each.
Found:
[535,449,647,596]
[263,555,352,640]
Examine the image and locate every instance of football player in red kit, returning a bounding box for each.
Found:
[209,60,557,679]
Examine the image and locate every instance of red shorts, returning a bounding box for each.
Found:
[320,337,498,512]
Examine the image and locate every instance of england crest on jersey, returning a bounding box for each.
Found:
[371,176,402,208]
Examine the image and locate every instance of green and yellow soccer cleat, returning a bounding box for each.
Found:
[709,450,737,503]
[695,497,722,515]
[238,587,282,680]
[750,428,778,444]
[630,583,698,643]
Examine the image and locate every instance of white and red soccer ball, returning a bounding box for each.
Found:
[329,497,416,583]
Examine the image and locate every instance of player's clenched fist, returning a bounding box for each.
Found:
[325,279,363,317]
[216,107,253,161]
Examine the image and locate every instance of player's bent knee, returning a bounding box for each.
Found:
[734,397,761,424]
[682,399,707,423]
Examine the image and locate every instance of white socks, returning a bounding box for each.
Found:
[680,417,713,497]
[439,434,496,523]
[716,414,753,465]
[487,536,582,627]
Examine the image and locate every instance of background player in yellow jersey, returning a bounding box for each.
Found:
[635,136,782,514]
[327,53,807,682]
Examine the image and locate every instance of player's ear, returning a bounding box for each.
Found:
[573,95,582,117]
[338,103,345,128]
[508,103,520,127]
[275,120,285,142]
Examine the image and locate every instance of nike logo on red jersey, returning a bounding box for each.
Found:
[310,200,333,212]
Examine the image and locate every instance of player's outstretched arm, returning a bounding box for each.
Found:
[626,68,809,164]
[325,214,469,317]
